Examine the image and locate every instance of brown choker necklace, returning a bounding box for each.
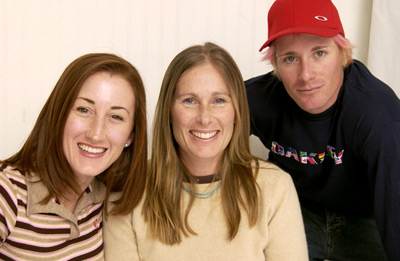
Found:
[193,174,221,184]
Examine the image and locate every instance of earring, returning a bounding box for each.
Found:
[124,143,129,148]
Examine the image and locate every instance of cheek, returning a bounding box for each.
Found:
[324,61,343,83]
[62,117,79,160]
[110,127,133,146]
[221,108,236,130]
[171,108,187,132]
[63,116,81,142]
[171,119,184,144]
[276,67,295,86]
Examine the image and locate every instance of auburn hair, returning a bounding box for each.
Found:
[1,53,147,215]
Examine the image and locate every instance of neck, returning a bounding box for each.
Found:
[191,173,220,184]
[59,179,92,213]
[180,150,223,176]
[76,176,94,191]
[59,191,81,213]
[182,157,220,177]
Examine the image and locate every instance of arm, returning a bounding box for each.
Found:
[364,122,400,260]
[0,169,18,246]
[262,169,308,261]
[103,193,140,261]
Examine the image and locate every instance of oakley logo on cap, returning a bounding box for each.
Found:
[259,0,345,51]
[315,16,328,22]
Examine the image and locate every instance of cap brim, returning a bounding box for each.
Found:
[259,26,341,52]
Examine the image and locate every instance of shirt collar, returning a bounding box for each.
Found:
[26,174,106,216]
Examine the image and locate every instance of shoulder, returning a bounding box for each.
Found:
[245,72,276,87]
[0,166,26,222]
[347,60,390,88]
[0,166,27,194]
[344,61,399,112]
[245,72,282,95]
[105,191,142,218]
[340,61,400,131]
[105,192,124,213]
[104,192,135,233]
[253,160,300,213]
[245,73,289,119]
[254,160,294,190]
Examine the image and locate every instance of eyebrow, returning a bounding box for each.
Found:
[311,45,329,51]
[276,45,330,58]
[276,51,296,58]
[77,97,131,114]
[175,91,231,97]
[279,45,329,55]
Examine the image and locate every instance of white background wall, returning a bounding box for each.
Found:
[0,0,398,160]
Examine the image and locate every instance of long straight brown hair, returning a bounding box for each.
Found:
[143,42,259,245]
[1,53,147,215]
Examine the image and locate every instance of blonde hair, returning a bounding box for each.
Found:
[143,42,260,245]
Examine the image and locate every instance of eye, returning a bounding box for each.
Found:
[215,98,225,104]
[77,107,89,113]
[283,56,297,63]
[111,115,124,121]
[315,50,326,57]
[183,98,195,104]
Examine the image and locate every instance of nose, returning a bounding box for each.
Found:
[197,105,212,126]
[299,59,316,82]
[87,117,106,142]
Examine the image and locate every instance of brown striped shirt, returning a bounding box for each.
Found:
[0,166,105,260]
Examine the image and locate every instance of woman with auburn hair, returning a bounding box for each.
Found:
[0,53,147,260]
[104,42,307,260]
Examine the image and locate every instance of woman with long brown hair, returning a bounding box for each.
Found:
[104,43,306,260]
[0,53,147,260]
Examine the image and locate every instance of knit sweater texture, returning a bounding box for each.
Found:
[104,160,307,261]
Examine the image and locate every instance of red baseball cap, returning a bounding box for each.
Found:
[259,0,345,51]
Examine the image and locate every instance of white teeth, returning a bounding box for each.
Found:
[191,131,218,139]
[78,144,106,154]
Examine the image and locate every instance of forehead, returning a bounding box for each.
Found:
[78,71,135,103]
[274,33,335,52]
[175,63,229,94]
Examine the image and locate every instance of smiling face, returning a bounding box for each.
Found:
[275,33,345,114]
[63,71,135,187]
[171,63,235,175]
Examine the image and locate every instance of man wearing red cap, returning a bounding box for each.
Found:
[246,0,400,260]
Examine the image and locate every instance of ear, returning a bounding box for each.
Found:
[124,133,134,148]
[341,54,348,68]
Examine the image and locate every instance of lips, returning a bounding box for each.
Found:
[78,143,107,154]
[190,130,218,140]
[297,82,323,92]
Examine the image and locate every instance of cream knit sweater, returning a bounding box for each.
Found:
[104,160,308,260]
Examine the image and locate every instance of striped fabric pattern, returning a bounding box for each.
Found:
[0,166,104,260]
